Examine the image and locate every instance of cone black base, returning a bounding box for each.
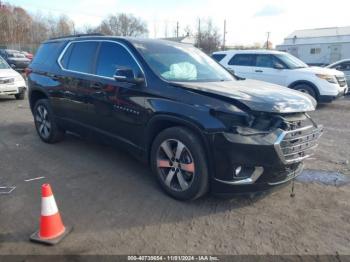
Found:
[30,226,73,245]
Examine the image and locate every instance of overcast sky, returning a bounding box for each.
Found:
[6,0,350,46]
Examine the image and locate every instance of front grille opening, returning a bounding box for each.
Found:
[277,113,323,163]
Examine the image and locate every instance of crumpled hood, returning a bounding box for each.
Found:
[296,66,345,77]
[174,79,316,113]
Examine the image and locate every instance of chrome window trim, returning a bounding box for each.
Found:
[56,39,147,86]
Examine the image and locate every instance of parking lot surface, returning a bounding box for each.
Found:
[0,96,349,255]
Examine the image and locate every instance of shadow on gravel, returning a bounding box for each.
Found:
[0,121,288,238]
[0,97,16,102]
[316,96,350,110]
[297,169,350,186]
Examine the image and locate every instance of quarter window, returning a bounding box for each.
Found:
[228,54,256,66]
[62,42,98,74]
[95,42,141,78]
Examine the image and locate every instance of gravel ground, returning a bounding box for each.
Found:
[0,95,349,255]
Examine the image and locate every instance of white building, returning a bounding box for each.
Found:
[276,26,350,66]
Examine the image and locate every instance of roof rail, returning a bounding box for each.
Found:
[49,33,104,41]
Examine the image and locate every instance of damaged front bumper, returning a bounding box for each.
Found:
[208,116,323,195]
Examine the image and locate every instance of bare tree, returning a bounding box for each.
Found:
[55,15,75,36]
[96,13,148,37]
[195,19,221,54]
[0,3,149,52]
[183,25,192,37]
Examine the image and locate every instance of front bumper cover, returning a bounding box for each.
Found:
[209,121,322,195]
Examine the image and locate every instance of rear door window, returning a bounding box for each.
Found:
[63,41,98,74]
[228,54,256,66]
[95,41,141,78]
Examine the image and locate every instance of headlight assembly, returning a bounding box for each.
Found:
[316,74,337,84]
[212,110,284,136]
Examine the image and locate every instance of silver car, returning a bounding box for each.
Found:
[327,59,350,88]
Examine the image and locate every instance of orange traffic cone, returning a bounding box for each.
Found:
[30,184,72,245]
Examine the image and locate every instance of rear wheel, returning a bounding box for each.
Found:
[34,99,65,143]
[293,84,317,100]
[151,127,209,200]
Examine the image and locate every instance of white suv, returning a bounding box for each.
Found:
[212,50,348,103]
[0,55,26,100]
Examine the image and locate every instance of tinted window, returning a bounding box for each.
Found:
[211,54,226,62]
[65,42,98,73]
[256,55,274,68]
[96,42,141,78]
[229,54,256,66]
[32,42,64,67]
[336,62,350,71]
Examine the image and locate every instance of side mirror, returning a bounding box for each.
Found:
[273,63,285,70]
[114,67,145,84]
[10,64,16,69]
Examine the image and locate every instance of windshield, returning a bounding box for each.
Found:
[134,41,234,82]
[276,53,308,69]
[0,57,10,69]
[8,52,26,58]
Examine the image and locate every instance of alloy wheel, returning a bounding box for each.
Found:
[156,139,195,192]
[35,105,51,139]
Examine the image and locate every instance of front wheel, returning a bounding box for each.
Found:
[150,127,209,201]
[293,84,317,100]
[33,99,65,143]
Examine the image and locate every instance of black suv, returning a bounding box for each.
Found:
[27,35,323,200]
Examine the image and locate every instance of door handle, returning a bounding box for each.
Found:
[91,82,103,90]
[255,70,263,73]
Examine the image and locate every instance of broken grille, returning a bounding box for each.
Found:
[276,115,323,164]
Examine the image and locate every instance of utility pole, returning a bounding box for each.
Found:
[222,19,227,51]
[176,21,179,38]
[197,18,201,49]
[266,31,270,50]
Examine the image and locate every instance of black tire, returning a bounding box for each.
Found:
[33,99,65,143]
[293,84,317,100]
[150,127,209,201]
[15,91,25,100]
